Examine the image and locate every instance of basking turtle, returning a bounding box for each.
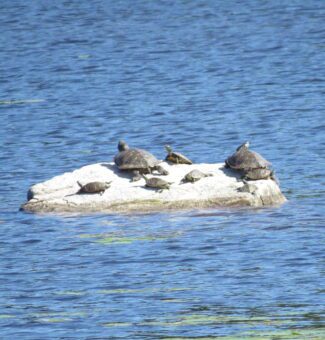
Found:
[244,168,273,180]
[237,180,258,194]
[114,140,169,181]
[180,169,213,183]
[77,181,111,195]
[165,145,192,165]
[225,141,272,180]
[142,175,172,192]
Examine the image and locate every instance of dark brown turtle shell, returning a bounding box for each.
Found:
[226,143,270,170]
[244,168,273,180]
[77,181,111,194]
[165,145,192,165]
[141,174,172,190]
[181,169,212,183]
[114,148,161,170]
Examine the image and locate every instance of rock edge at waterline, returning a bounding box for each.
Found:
[21,162,287,214]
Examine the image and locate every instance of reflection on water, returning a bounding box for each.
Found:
[1,0,324,338]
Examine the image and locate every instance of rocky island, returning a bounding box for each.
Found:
[21,161,286,214]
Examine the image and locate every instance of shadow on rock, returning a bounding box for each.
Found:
[100,163,133,180]
[220,165,242,182]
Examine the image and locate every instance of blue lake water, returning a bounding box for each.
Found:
[0,0,324,338]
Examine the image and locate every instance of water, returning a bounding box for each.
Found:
[1,0,324,338]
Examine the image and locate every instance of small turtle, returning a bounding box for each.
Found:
[237,180,258,194]
[114,140,169,182]
[225,141,273,180]
[180,169,213,183]
[243,168,273,180]
[77,181,111,195]
[165,145,192,165]
[142,174,172,192]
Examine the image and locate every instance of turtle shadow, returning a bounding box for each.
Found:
[142,186,169,193]
[100,163,133,180]
[100,163,169,180]
[220,165,243,182]
[65,191,105,197]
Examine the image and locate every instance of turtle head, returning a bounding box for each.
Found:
[141,173,148,181]
[237,141,250,151]
[164,145,172,153]
[105,181,112,188]
[118,140,129,152]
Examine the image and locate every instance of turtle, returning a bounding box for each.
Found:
[165,145,192,165]
[225,141,273,180]
[114,140,169,182]
[180,169,213,184]
[77,181,111,195]
[243,168,273,180]
[142,174,172,192]
[237,180,258,194]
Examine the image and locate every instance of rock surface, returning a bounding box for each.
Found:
[21,162,287,214]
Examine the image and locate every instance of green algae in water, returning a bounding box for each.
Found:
[78,149,93,154]
[32,311,87,318]
[98,286,192,295]
[98,288,156,294]
[97,236,136,244]
[79,231,183,245]
[37,317,73,323]
[100,285,192,296]
[239,328,325,339]
[0,99,45,105]
[97,234,178,244]
[78,54,91,59]
[102,322,132,327]
[161,298,188,303]
[55,290,86,296]
[100,220,117,226]
[165,287,192,292]
[141,314,296,327]
[0,314,15,319]
[161,328,325,339]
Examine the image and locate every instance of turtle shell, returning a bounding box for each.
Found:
[145,177,170,189]
[78,181,110,193]
[244,168,272,180]
[114,148,160,170]
[226,148,270,170]
[166,151,192,165]
[182,169,207,182]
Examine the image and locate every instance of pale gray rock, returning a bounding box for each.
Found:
[21,162,287,214]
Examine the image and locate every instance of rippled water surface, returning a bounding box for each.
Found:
[1,0,324,339]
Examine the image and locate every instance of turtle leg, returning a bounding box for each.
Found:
[155,165,169,176]
[270,170,279,184]
[241,170,250,181]
[131,170,142,182]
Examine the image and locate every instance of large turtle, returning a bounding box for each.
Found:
[225,141,273,181]
[165,145,192,165]
[142,175,172,192]
[114,140,169,182]
[77,181,111,195]
[180,169,213,184]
